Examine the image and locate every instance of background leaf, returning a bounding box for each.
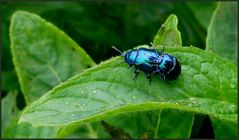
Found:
[57,122,110,138]
[4,11,98,138]
[2,71,20,91]
[153,14,181,47]
[103,110,194,138]
[186,2,216,30]
[10,11,95,103]
[206,2,237,63]
[2,2,236,138]
[19,47,236,131]
[210,117,237,138]
[2,91,19,130]
[3,114,59,138]
[205,2,238,138]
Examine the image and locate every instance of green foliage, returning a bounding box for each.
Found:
[205,2,237,138]
[153,14,182,47]
[18,46,237,126]
[3,114,59,138]
[2,91,19,130]
[187,2,216,29]
[2,2,237,139]
[10,11,95,103]
[206,2,237,63]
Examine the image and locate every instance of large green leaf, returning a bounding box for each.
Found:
[6,10,96,138]
[147,14,194,138]
[206,2,237,63]
[19,46,237,130]
[60,14,195,138]
[10,11,95,103]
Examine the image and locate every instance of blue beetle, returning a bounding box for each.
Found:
[112,45,181,83]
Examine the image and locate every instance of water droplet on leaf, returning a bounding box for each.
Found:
[132,95,137,100]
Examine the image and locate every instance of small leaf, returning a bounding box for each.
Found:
[2,91,19,130]
[19,46,237,130]
[10,11,95,103]
[206,2,237,63]
[153,14,182,47]
[3,114,59,138]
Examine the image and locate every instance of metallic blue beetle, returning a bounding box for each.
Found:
[112,45,181,83]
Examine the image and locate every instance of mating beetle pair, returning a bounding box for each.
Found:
[112,44,181,83]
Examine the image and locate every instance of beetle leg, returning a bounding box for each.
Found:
[144,73,152,85]
[128,64,133,69]
[134,68,139,79]
[159,74,166,81]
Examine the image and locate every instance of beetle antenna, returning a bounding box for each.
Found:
[112,46,123,54]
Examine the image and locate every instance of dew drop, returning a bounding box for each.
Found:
[93,90,97,94]
[192,100,197,104]
[87,97,92,101]
[65,102,69,105]
[71,114,75,117]
[80,90,84,94]
[132,95,137,100]
[230,83,235,88]
[82,103,86,106]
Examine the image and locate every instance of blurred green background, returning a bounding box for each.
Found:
[2,1,218,138]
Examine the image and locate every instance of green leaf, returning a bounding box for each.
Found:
[153,14,182,47]
[210,117,237,138]
[3,114,59,138]
[10,11,96,103]
[2,92,59,138]
[19,46,237,130]
[151,14,194,138]
[57,122,110,138]
[103,110,194,138]
[2,91,19,130]
[187,2,216,29]
[206,2,237,63]
[206,2,237,138]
